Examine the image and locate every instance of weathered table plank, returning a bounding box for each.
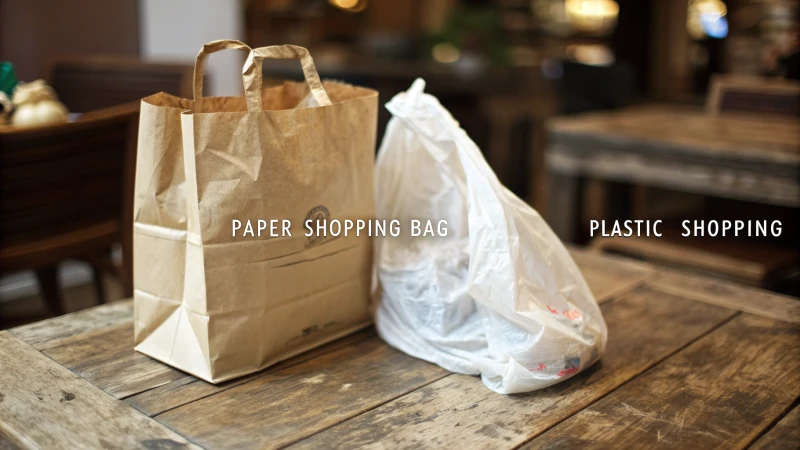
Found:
[4,251,796,449]
[41,324,184,399]
[650,268,800,323]
[0,331,199,450]
[4,249,643,409]
[549,106,800,160]
[126,327,376,416]
[288,286,736,449]
[569,248,655,302]
[11,306,376,405]
[749,404,800,450]
[526,314,800,449]
[9,300,132,350]
[155,336,448,449]
[546,105,800,240]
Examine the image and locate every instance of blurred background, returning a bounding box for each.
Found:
[0,0,798,326]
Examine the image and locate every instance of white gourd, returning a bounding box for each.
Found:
[0,91,11,124]
[11,80,69,127]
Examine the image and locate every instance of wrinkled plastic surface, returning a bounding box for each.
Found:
[373,79,607,394]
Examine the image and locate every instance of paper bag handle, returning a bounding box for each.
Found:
[194,39,252,100]
[242,45,332,111]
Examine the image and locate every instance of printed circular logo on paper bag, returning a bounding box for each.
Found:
[305,205,330,245]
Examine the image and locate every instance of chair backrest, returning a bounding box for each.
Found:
[706,74,800,118]
[0,105,138,246]
[49,57,193,113]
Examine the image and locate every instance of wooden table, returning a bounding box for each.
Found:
[546,104,800,241]
[2,249,799,449]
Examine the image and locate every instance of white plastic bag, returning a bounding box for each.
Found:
[373,79,607,394]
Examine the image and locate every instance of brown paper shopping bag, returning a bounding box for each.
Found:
[133,41,378,383]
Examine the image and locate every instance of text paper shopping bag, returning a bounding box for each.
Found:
[134,42,378,383]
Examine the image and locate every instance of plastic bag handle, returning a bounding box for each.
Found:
[194,40,252,100]
[242,45,332,112]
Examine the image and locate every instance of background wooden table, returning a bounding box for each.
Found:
[546,104,800,242]
[1,249,799,449]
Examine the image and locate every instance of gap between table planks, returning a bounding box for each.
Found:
[648,267,800,324]
[122,249,654,418]
[0,331,200,449]
[6,248,654,406]
[748,402,800,450]
[5,248,797,449]
[125,327,377,415]
[574,245,800,325]
[0,247,655,450]
[9,300,132,351]
[154,333,450,449]
[567,247,656,302]
[525,313,800,449]
[286,286,738,449]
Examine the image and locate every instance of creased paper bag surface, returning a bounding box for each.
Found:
[133,42,377,383]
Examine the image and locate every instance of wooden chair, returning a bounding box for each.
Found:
[49,56,194,113]
[0,103,139,315]
[49,56,193,300]
[0,58,193,318]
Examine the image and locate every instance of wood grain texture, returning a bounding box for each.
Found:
[592,236,769,282]
[547,105,800,207]
[569,248,655,303]
[8,249,643,410]
[126,327,376,416]
[549,105,800,160]
[9,299,132,350]
[41,323,184,399]
[156,336,448,450]
[6,252,795,449]
[749,403,800,450]
[650,269,800,323]
[548,145,800,208]
[527,314,800,449]
[0,331,198,450]
[288,287,736,449]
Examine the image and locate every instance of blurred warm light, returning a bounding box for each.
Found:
[329,0,367,13]
[567,44,615,66]
[564,0,619,34]
[687,0,728,40]
[331,0,357,8]
[432,43,461,64]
